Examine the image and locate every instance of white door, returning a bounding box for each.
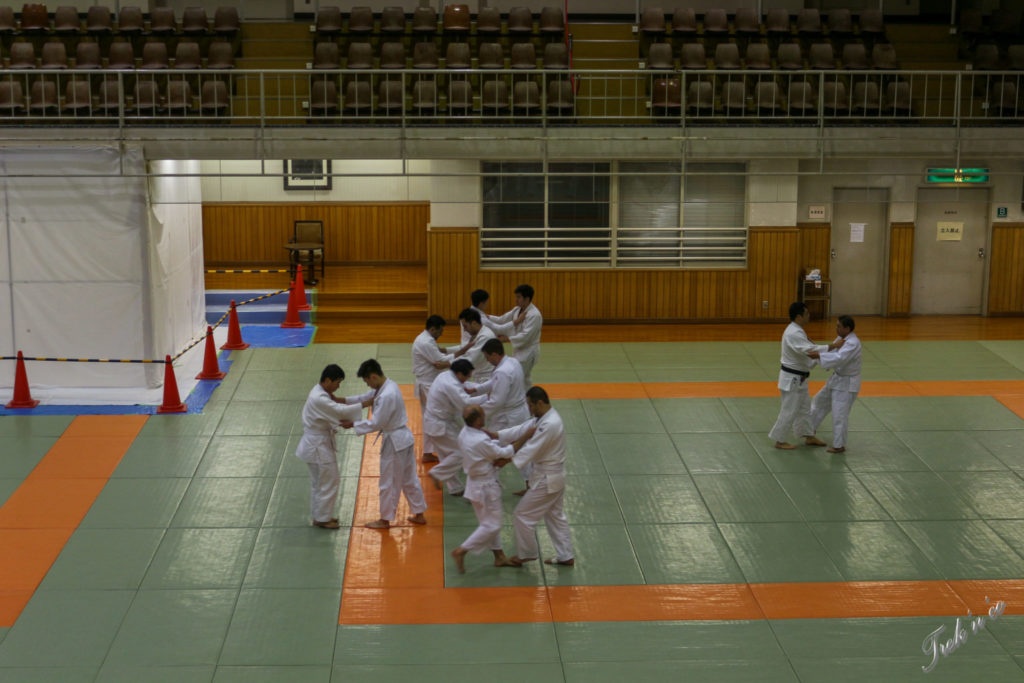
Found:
[830,188,889,316]
[912,187,989,315]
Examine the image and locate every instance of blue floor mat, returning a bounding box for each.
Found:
[236,324,316,348]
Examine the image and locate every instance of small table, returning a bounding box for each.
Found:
[800,278,831,320]
[284,242,322,286]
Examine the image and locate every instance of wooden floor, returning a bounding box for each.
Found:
[204,264,1024,343]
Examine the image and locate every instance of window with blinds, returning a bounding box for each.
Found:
[481,161,746,268]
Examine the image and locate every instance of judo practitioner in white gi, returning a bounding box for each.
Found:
[769,301,842,450]
[498,386,575,567]
[340,359,428,529]
[462,289,492,345]
[449,307,497,383]
[487,284,543,389]
[295,365,363,529]
[424,359,476,496]
[412,315,459,464]
[807,315,862,453]
[450,405,518,573]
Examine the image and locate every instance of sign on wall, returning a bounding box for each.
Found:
[937,221,964,241]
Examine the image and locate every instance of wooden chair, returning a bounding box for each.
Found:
[290,220,325,283]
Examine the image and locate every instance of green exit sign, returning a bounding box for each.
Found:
[926,168,990,183]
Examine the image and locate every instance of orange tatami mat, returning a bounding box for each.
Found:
[338,386,1024,626]
[0,415,147,627]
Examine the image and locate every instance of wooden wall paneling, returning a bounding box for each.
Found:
[887,222,914,316]
[798,223,832,280]
[988,224,1024,315]
[202,202,429,266]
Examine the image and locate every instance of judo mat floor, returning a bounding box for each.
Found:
[2,334,1024,680]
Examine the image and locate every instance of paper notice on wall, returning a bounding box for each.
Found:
[850,223,865,243]
[937,221,964,241]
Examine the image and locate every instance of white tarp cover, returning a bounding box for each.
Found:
[0,147,207,402]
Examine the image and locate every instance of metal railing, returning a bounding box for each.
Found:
[480,224,749,268]
[0,67,1021,127]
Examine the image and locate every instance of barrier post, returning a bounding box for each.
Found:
[195,326,227,380]
[5,350,40,409]
[157,355,188,413]
[221,300,250,350]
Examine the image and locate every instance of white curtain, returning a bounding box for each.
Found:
[0,147,206,396]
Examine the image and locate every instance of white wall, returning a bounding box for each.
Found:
[749,159,798,226]
[798,158,921,224]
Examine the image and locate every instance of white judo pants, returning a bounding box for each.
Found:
[513,478,573,563]
[379,443,427,522]
[416,384,435,455]
[460,481,504,553]
[769,383,814,444]
[515,346,539,390]
[811,386,858,449]
[426,431,465,494]
[306,459,340,523]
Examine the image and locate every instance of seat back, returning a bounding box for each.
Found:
[118,6,144,32]
[294,220,324,245]
[777,43,802,69]
[447,78,473,110]
[97,79,122,111]
[478,42,504,68]
[165,80,193,110]
[346,41,373,69]
[703,8,728,34]
[378,79,404,110]
[715,43,741,69]
[54,6,80,32]
[380,41,406,68]
[481,79,509,108]
[316,6,342,33]
[412,6,437,32]
[107,42,135,68]
[313,41,340,69]
[510,43,537,69]
[20,3,49,31]
[476,6,501,33]
[872,43,897,69]
[842,43,868,69]
[380,6,405,33]
[765,8,790,34]
[309,78,338,110]
[647,42,674,69]
[213,6,240,32]
[672,8,696,33]
[0,80,25,110]
[411,79,437,109]
[149,6,177,33]
[745,42,771,69]
[41,41,68,69]
[348,6,373,33]
[687,81,714,109]
[134,79,162,111]
[808,43,835,69]
[547,78,574,110]
[641,7,665,34]
[721,80,746,111]
[64,79,92,110]
[28,78,58,110]
[540,6,564,34]
[207,41,235,69]
[681,42,706,69]
[507,6,533,32]
[512,80,539,109]
[9,42,36,68]
[443,4,470,32]
[851,81,880,111]
[200,79,229,110]
[344,79,372,109]
[181,6,209,32]
[734,7,759,34]
[141,41,169,69]
[86,5,112,32]
[788,81,815,111]
[650,77,681,108]
[822,80,849,111]
[413,42,438,68]
[445,42,470,68]
[174,41,201,69]
[0,6,16,32]
[543,42,569,69]
[754,81,781,110]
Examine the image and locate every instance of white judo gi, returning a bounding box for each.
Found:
[295,384,363,523]
[471,356,530,431]
[412,328,453,456]
[499,408,574,563]
[768,322,828,444]
[347,378,427,522]
[449,324,497,383]
[488,302,542,389]
[810,332,862,449]
[423,369,472,495]
[457,424,514,554]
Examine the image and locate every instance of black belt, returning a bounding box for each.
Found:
[781,365,810,383]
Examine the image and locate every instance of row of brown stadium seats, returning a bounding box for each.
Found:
[313,40,568,70]
[0,5,239,34]
[972,44,1024,70]
[640,8,883,37]
[315,5,565,36]
[0,39,235,69]
[308,76,575,115]
[647,41,898,70]
[0,76,230,113]
[959,8,1023,40]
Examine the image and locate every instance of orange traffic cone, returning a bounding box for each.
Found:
[281,279,305,329]
[221,300,250,350]
[195,326,226,380]
[5,350,39,409]
[295,263,311,311]
[157,355,187,414]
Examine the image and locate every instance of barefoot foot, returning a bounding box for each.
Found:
[774,441,797,450]
[804,436,827,447]
[408,513,427,525]
[451,547,467,573]
[544,557,575,566]
[826,446,846,454]
[364,519,390,529]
